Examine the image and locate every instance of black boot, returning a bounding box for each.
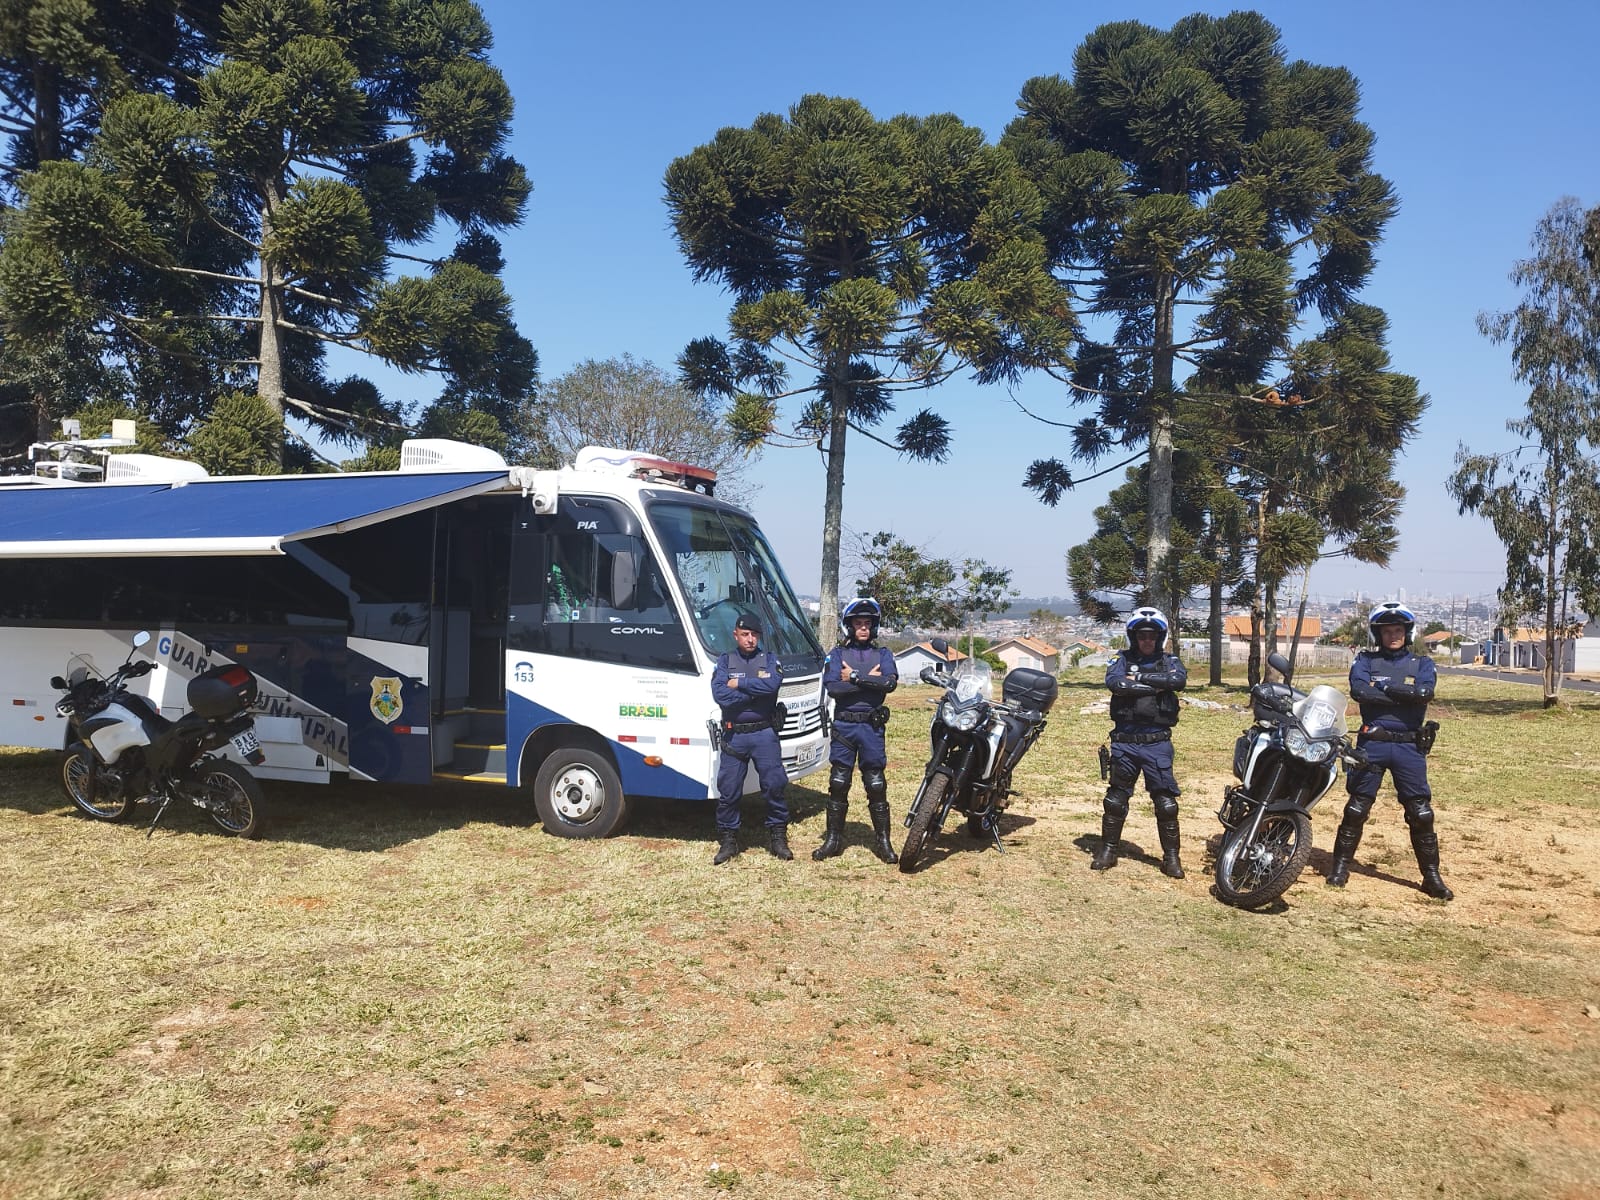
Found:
[713,832,740,865]
[1325,814,1365,887]
[1411,828,1453,900]
[867,800,899,864]
[768,826,794,861]
[812,799,847,860]
[1157,817,1185,879]
[1090,805,1125,871]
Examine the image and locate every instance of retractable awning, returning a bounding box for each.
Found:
[0,470,511,558]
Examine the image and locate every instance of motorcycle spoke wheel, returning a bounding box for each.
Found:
[1214,810,1313,909]
[61,745,134,822]
[194,761,265,839]
[898,772,948,874]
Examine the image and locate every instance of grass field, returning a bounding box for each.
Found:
[2,667,1597,1200]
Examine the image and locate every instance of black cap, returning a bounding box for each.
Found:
[734,611,763,634]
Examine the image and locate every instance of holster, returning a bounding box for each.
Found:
[1417,720,1439,756]
[769,701,788,732]
[869,705,891,731]
[1098,743,1111,781]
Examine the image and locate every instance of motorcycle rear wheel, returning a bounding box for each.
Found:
[898,771,949,874]
[1214,809,1313,909]
[193,760,265,839]
[61,743,134,822]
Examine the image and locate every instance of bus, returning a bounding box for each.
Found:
[0,439,829,836]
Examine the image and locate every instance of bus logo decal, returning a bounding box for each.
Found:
[370,676,404,725]
[619,704,668,719]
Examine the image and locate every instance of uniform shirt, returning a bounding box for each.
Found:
[1105,649,1187,730]
[1350,646,1434,732]
[712,646,782,724]
[823,642,898,714]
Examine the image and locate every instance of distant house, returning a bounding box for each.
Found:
[1221,615,1323,663]
[989,636,1060,675]
[1421,629,1456,653]
[894,641,969,678]
[1484,622,1600,672]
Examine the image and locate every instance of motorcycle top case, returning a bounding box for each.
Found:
[187,664,260,719]
[1002,668,1058,715]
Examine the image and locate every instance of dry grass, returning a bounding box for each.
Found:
[2,668,1598,1200]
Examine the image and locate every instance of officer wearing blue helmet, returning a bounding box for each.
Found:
[710,611,791,864]
[814,597,899,863]
[1328,601,1453,900]
[1092,606,1188,878]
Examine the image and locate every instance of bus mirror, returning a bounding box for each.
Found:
[611,552,637,610]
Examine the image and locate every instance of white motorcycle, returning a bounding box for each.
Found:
[52,631,268,838]
[1213,652,1365,908]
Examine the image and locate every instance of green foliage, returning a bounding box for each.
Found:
[850,531,1016,632]
[184,391,283,475]
[668,94,1075,635]
[1323,613,1370,647]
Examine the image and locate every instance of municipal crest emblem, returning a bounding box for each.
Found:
[369,676,404,724]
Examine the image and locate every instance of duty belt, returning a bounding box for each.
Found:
[723,719,771,734]
[831,709,876,724]
[1360,727,1420,743]
[1111,729,1171,745]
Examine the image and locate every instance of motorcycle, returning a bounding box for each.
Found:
[899,639,1057,872]
[1213,651,1365,908]
[52,631,268,838]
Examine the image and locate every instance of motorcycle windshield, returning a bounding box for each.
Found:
[64,654,99,687]
[950,657,994,704]
[1294,684,1349,739]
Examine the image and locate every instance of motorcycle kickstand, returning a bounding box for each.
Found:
[145,788,175,838]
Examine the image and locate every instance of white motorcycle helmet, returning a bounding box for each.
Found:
[1125,606,1169,653]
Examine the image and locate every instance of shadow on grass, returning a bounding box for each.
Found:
[894,809,1040,874]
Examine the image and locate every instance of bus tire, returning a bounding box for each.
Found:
[532,747,627,838]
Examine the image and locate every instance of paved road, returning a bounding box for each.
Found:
[1439,666,1600,694]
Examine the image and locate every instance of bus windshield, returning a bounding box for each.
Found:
[647,500,822,660]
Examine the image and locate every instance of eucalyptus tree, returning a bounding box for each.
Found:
[666,94,1075,637]
[0,0,533,465]
[1004,11,1404,615]
[1448,198,1600,707]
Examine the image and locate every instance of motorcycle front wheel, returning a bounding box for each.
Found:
[898,771,949,874]
[61,743,134,822]
[192,760,265,839]
[1214,809,1313,909]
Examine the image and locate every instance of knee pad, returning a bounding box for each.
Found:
[1152,793,1179,821]
[1108,758,1139,792]
[1401,796,1435,833]
[861,767,887,801]
[1102,792,1130,819]
[1343,793,1375,822]
[828,764,853,792]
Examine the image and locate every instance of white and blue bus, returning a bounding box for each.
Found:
[0,440,829,836]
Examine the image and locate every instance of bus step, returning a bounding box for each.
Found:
[433,768,508,785]
[443,707,506,741]
[449,741,506,776]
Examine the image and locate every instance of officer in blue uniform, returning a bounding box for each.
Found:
[1328,601,1452,899]
[1092,606,1188,878]
[814,598,899,863]
[710,611,791,864]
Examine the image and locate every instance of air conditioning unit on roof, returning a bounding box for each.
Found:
[399,438,508,472]
[102,454,209,483]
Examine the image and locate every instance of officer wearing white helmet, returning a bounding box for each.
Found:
[814,598,899,863]
[1092,606,1188,878]
[1328,601,1452,900]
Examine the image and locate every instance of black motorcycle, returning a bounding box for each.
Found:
[53,631,268,838]
[1213,652,1365,908]
[899,639,1057,872]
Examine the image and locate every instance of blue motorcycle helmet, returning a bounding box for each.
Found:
[1368,600,1416,645]
[1125,606,1169,651]
[840,597,883,642]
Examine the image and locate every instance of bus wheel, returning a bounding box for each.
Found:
[532,748,627,838]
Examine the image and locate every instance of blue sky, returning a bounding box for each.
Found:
[438,0,1600,606]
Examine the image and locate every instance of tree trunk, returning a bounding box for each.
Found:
[1146,271,1177,608]
[1208,572,1223,687]
[817,351,851,643]
[1247,604,1261,687]
[1544,480,1559,707]
[255,178,287,467]
[31,60,61,165]
[1287,580,1310,679]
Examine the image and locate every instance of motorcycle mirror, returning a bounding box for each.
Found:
[50,676,65,690]
[919,666,940,686]
[1266,651,1292,681]
[131,630,152,649]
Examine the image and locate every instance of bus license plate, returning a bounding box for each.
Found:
[231,727,262,757]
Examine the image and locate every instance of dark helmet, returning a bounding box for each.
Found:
[840,597,882,641]
[1125,606,1169,651]
[1368,600,1415,645]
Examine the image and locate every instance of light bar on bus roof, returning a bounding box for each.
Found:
[572,446,718,495]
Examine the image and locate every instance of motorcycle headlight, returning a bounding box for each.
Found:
[1284,726,1334,763]
[940,700,984,732]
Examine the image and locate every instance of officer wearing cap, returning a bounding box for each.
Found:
[1328,600,1453,899]
[814,597,899,863]
[709,611,791,864]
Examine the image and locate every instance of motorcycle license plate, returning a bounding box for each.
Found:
[230,727,262,757]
